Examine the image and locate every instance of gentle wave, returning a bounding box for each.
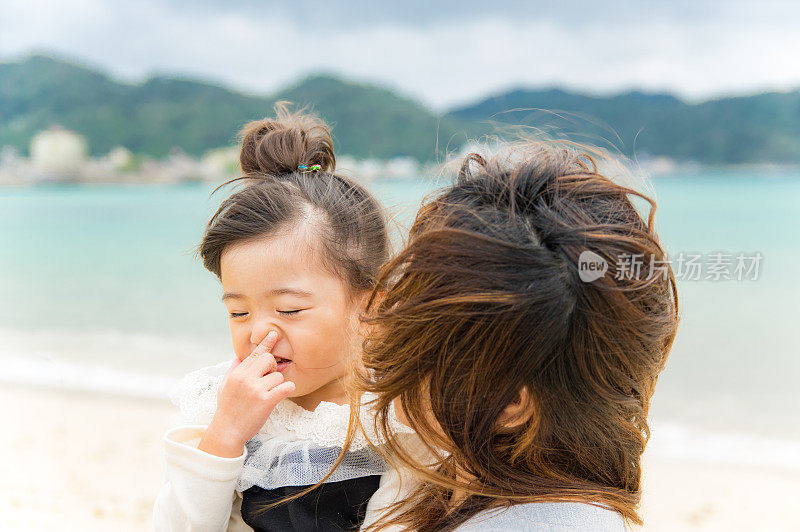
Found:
[646,420,800,471]
[0,353,179,399]
[0,326,227,399]
[0,326,228,382]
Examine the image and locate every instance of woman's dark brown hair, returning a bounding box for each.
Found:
[197,101,389,294]
[359,142,680,531]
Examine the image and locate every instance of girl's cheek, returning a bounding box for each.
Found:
[230,325,250,361]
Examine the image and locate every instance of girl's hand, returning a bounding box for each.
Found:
[197,331,295,458]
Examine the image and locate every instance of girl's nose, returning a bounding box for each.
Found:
[250,320,281,350]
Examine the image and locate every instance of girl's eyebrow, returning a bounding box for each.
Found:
[221,288,314,301]
[269,287,314,298]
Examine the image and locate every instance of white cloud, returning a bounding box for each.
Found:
[1,0,799,109]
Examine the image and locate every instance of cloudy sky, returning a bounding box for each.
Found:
[2,0,799,109]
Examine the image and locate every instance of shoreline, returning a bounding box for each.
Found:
[3,383,799,531]
[1,164,800,188]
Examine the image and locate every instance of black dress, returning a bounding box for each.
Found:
[240,474,382,532]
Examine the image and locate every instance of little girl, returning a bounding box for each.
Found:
[152,104,409,531]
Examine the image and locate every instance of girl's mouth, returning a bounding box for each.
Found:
[274,356,292,372]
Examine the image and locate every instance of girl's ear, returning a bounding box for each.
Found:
[352,289,373,317]
[354,288,387,337]
[497,386,536,430]
[354,290,374,336]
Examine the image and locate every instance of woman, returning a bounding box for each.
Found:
[359,143,680,531]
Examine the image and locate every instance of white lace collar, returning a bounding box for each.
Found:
[168,360,411,451]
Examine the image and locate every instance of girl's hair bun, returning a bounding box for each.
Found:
[238,101,335,177]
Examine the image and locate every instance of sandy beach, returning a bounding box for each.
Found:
[2,383,798,531]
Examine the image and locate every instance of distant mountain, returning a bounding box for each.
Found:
[275,75,460,161]
[447,88,683,145]
[0,55,268,158]
[2,54,800,164]
[448,87,800,164]
[0,55,455,160]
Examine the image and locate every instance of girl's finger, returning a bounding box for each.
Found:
[219,356,242,397]
[260,371,285,390]
[224,356,241,377]
[247,350,278,376]
[262,381,296,408]
[241,331,279,371]
[251,331,279,357]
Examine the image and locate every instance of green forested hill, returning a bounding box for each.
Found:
[2,54,800,164]
[447,88,800,164]
[0,55,454,160]
[0,56,268,157]
[275,75,461,161]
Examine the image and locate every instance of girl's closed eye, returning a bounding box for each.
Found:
[278,309,306,317]
[229,311,249,318]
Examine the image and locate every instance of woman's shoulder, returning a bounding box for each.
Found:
[455,501,627,532]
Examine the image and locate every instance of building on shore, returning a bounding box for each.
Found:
[30,126,88,178]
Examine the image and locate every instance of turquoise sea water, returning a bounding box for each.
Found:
[1,171,798,451]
